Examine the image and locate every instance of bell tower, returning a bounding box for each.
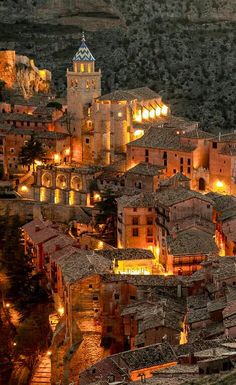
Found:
[67,33,101,163]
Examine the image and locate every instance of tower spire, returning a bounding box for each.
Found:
[82,31,86,43]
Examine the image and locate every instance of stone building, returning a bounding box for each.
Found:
[34,164,101,206]
[127,126,213,191]
[67,33,101,164]
[209,133,236,195]
[117,187,217,274]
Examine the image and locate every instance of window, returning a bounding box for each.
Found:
[145,149,149,156]
[147,228,153,236]
[133,208,137,212]
[163,151,167,159]
[145,157,149,163]
[85,138,90,144]
[132,217,139,225]
[212,142,217,149]
[93,295,98,301]
[136,182,142,189]
[118,112,123,117]
[27,121,30,127]
[164,159,167,166]
[10,148,14,153]
[180,165,183,172]
[89,284,93,288]
[187,158,191,165]
[132,228,139,237]
[114,294,120,300]
[187,167,191,174]
[173,169,176,174]
[180,157,183,164]
[220,169,222,173]
[147,217,153,225]
[130,295,136,300]
[148,208,152,212]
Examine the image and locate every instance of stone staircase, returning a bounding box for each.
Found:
[30,353,51,385]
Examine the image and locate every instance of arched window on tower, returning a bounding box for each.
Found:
[88,64,91,73]
[80,63,85,73]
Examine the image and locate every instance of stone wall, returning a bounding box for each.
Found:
[0,198,85,224]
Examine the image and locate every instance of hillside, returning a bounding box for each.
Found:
[0,0,235,131]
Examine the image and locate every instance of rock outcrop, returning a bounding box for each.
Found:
[0,51,51,98]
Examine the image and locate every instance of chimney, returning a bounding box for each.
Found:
[219,131,221,141]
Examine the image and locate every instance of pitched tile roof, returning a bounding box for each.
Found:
[73,35,95,62]
[206,192,236,212]
[168,229,218,256]
[128,126,196,152]
[118,187,213,209]
[96,248,155,261]
[22,218,59,245]
[98,87,160,102]
[182,128,213,139]
[125,162,165,176]
[57,250,112,284]
[42,234,75,255]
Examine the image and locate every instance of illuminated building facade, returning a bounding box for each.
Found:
[66,33,101,164]
[209,133,236,195]
[34,165,101,206]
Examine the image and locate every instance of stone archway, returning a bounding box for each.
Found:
[42,172,52,188]
[56,174,67,189]
[199,178,206,191]
[71,176,82,191]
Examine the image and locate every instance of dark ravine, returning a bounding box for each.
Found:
[0,0,235,132]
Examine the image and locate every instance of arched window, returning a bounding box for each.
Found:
[80,63,85,73]
[86,80,90,89]
[199,178,206,191]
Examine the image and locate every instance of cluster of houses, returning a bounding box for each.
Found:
[21,217,236,384]
[1,35,236,383]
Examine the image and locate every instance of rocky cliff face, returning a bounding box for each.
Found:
[0,0,235,130]
[0,51,51,98]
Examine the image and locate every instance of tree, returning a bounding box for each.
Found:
[0,79,6,101]
[63,112,75,164]
[19,136,45,171]
[94,189,118,247]
[46,101,62,110]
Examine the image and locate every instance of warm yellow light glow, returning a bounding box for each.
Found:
[21,185,28,193]
[54,189,61,204]
[156,106,161,116]
[39,69,46,80]
[115,268,151,275]
[118,112,123,118]
[216,180,224,188]
[6,303,10,308]
[40,187,46,202]
[54,153,60,163]
[13,342,17,346]
[69,191,75,206]
[35,160,43,166]
[133,110,142,122]
[47,351,52,356]
[58,307,64,317]
[142,109,149,120]
[150,109,155,119]
[80,63,85,72]
[94,193,101,201]
[162,105,168,116]
[134,129,144,138]
[98,241,103,250]
[65,148,70,156]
